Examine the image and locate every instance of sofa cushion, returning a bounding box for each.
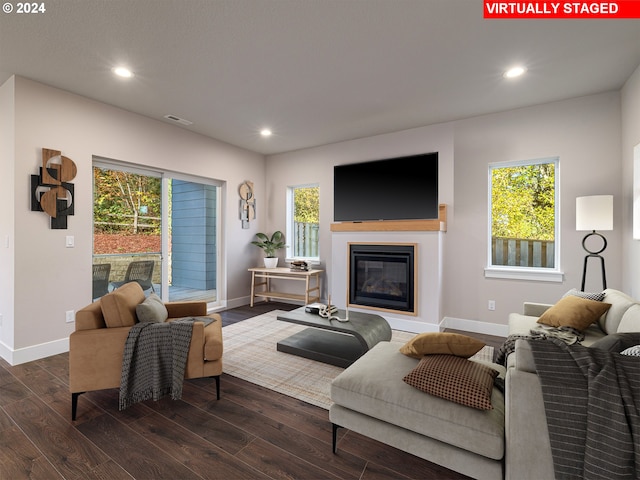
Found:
[399,332,485,359]
[331,342,505,460]
[403,354,498,410]
[617,304,640,333]
[136,293,168,323]
[100,282,146,328]
[537,295,611,331]
[599,289,637,334]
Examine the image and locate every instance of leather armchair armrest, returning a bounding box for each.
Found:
[69,326,131,392]
[165,301,207,318]
[75,300,106,330]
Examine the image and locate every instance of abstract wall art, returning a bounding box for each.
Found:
[239,180,256,229]
[30,148,77,229]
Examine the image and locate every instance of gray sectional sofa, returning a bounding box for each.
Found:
[505,288,640,480]
[329,288,640,480]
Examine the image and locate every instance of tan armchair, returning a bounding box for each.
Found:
[69,281,223,420]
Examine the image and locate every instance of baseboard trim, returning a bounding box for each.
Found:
[442,316,509,338]
[212,298,509,339]
[220,296,251,310]
[386,317,441,333]
[0,340,12,365]
[1,337,69,366]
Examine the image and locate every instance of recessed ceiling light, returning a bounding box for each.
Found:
[260,128,273,137]
[113,66,134,78]
[504,66,527,78]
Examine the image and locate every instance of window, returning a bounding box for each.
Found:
[486,157,561,282]
[93,160,221,304]
[286,184,319,261]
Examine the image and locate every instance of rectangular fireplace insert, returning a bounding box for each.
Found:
[348,243,415,313]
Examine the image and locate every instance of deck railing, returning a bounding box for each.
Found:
[293,222,319,257]
[491,237,555,268]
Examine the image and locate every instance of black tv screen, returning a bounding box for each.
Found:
[334,152,438,222]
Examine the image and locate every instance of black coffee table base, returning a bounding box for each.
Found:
[277,328,365,368]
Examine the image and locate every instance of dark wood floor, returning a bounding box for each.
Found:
[0,302,504,480]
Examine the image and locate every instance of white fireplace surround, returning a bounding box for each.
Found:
[331,231,444,333]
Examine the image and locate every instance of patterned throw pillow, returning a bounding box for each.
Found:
[621,345,640,356]
[399,332,485,359]
[402,355,498,410]
[562,288,606,302]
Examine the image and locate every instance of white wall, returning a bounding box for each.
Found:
[267,123,454,329]
[622,64,640,298]
[0,77,15,352]
[266,92,625,331]
[3,76,266,364]
[450,92,622,325]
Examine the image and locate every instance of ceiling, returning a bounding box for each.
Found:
[1,1,640,155]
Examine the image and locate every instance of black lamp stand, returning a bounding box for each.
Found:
[580,230,607,292]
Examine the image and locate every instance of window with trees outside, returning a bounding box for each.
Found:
[93,161,220,304]
[286,184,319,261]
[487,157,561,281]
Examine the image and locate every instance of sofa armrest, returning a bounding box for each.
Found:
[75,300,106,331]
[165,301,207,318]
[505,366,554,480]
[514,339,536,373]
[69,326,131,392]
[523,302,552,317]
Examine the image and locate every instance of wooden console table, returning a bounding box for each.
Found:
[248,267,323,307]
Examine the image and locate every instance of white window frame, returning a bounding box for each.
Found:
[485,157,563,282]
[285,183,320,264]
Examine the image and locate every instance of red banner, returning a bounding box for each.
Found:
[484,1,640,18]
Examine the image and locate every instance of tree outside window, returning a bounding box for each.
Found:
[93,167,162,252]
[489,158,558,269]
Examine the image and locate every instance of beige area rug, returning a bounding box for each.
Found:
[222,310,495,410]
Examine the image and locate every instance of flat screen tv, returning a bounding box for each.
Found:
[334,152,438,222]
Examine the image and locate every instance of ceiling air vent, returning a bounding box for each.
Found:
[163,114,193,126]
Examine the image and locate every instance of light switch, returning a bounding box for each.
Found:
[65,235,74,248]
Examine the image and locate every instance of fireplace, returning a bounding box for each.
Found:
[349,243,416,313]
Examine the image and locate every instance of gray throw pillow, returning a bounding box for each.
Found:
[135,293,168,323]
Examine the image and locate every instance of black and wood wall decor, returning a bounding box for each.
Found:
[30,148,77,229]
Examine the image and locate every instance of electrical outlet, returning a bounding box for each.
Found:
[66,310,75,323]
[488,300,496,311]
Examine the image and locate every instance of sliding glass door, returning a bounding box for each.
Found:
[93,160,220,305]
[166,176,219,302]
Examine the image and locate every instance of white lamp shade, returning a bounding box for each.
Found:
[576,195,613,231]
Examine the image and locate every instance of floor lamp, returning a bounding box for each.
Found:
[576,195,613,291]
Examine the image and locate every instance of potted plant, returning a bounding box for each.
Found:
[252,231,286,268]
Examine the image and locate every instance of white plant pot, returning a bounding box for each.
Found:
[263,257,279,268]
